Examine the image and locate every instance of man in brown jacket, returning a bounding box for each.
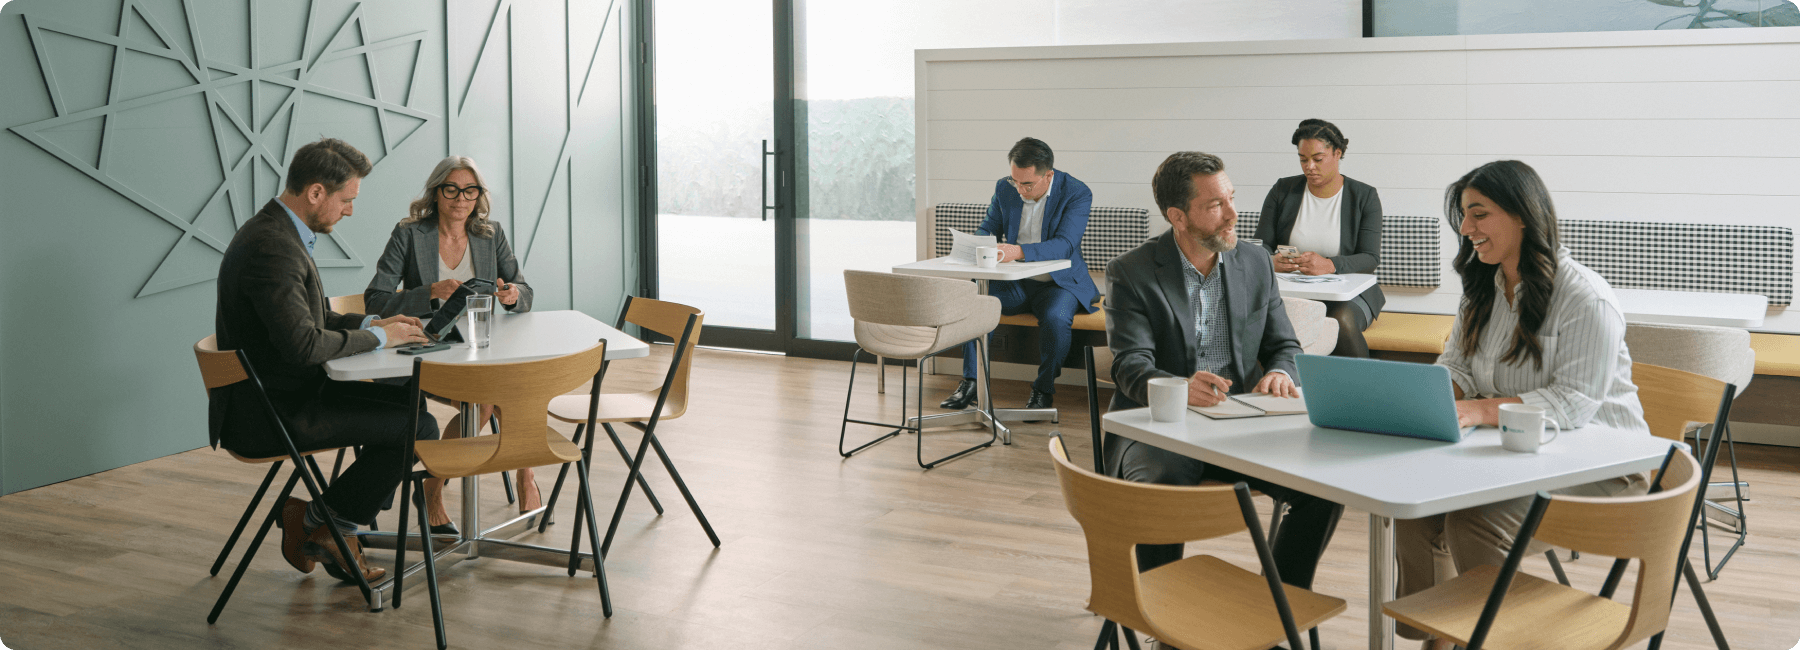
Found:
[211,138,434,583]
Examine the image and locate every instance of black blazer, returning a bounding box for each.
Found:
[1103,232,1302,413]
[209,200,382,447]
[1253,175,1385,315]
[363,218,534,318]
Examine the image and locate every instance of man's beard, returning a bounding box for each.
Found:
[1197,226,1234,253]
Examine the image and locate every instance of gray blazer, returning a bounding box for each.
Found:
[211,200,381,447]
[1104,231,1303,413]
[364,218,533,318]
[1253,174,1385,315]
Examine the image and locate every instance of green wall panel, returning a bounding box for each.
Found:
[0,0,635,494]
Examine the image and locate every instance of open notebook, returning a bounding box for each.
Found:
[1189,390,1308,420]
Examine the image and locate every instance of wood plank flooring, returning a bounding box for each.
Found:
[0,346,1796,649]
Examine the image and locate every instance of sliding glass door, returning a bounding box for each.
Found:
[652,0,783,349]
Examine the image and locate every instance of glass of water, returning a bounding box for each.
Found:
[464,294,494,348]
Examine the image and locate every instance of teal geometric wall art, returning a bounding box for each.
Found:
[8,0,436,297]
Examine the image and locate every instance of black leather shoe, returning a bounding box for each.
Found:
[939,379,978,410]
[429,522,460,538]
[1024,390,1054,421]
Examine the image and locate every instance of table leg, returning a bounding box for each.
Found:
[1370,513,1395,650]
[461,402,480,558]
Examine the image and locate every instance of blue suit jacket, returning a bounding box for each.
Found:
[976,171,1101,313]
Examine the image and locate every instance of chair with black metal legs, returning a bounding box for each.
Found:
[1384,445,1703,650]
[1049,434,1346,650]
[193,336,378,623]
[391,341,614,650]
[839,270,1001,469]
[540,296,714,556]
[1624,322,1755,579]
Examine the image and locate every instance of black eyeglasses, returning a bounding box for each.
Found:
[436,184,485,201]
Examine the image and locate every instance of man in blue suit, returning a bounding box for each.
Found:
[941,138,1100,412]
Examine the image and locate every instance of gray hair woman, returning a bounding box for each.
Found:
[364,156,541,522]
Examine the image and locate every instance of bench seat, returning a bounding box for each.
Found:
[1750,332,1800,377]
[999,308,1108,331]
[1364,312,1454,355]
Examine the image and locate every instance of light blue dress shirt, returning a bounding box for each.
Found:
[276,201,386,348]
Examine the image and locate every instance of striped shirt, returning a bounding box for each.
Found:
[1180,251,1238,390]
[1436,250,1648,434]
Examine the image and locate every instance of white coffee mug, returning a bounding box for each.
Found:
[976,246,1001,268]
[1499,403,1561,453]
[1148,377,1188,423]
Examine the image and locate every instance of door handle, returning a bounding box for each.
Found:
[761,139,780,221]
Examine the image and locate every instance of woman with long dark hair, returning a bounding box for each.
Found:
[1253,119,1384,357]
[1395,160,1650,649]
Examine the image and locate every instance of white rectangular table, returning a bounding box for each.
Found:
[1615,288,1768,328]
[323,309,648,609]
[1101,408,1672,650]
[1277,273,1378,302]
[892,256,1073,443]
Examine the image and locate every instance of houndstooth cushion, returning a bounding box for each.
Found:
[1561,220,1792,306]
[1235,211,1441,288]
[932,202,1149,272]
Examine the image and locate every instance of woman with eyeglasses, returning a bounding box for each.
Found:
[365,156,539,526]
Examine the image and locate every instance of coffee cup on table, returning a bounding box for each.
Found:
[1499,403,1561,453]
[976,246,1001,268]
[1148,377,1188,423]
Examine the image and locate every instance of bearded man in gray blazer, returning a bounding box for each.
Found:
[211,138,440,584]
[1103,151,1344,593]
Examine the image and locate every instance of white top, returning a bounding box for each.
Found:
[323,310,650,381]
[1276,272,1378,302]
[1615,288,1767,328]
[1101,408,1672,520]
[893,256,1070,282]
[1016,172,1055,246]
[437,242,474,283]
[1287,185,1342,258]
[1437,251,1649,435]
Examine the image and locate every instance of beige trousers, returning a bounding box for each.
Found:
[1394,472,1650,640]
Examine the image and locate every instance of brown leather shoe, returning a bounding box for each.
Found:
[277,498,316,574]
[305,525,386,584]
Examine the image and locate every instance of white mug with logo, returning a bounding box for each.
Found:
[1499,403,1561,453]
[1148,377,1188,423]
[976,246,1001,268]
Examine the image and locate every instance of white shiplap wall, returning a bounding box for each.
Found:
[916,28,1800,333]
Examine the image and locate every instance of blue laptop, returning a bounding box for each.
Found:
[1294,354,1473,442]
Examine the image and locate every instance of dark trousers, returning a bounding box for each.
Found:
[221,379,439,525]
[960,278,1083,394]
[1322,297,1372,359]
[1107,433,1343,589]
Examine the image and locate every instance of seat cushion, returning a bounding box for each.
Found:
[854,321,942,358]
[1750,332,1800,377]
[1364,312,1454,355]
[998,304,1108,331]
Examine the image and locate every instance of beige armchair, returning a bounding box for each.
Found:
[839,270,1001,469]
[1283,296,1338,357]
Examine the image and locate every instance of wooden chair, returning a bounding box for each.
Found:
[392,341,614,650]
[540,296,717,555]
[1383,446,1703,650]
[193,336,377,623]
[1049,435,1346,650]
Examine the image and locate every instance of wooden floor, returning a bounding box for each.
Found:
[1,347,1797,649]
